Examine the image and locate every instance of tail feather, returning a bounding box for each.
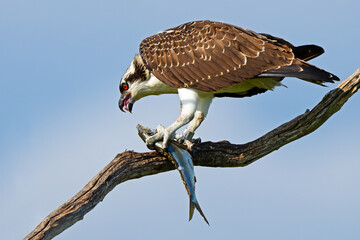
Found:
[189,198,210,225]
[258,59,339,85]
[293,45,324,61]
[259,33,325,61]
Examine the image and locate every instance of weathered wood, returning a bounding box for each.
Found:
[24,68,360,240]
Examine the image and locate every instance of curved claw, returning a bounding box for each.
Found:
[176,135,185,144]
[177,130,201,150]
[144,126,172,150]
[145,132,164,150]
[183,130,195,141]
[162,130,171,149]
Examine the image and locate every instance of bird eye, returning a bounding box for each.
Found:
[121,82,129,91]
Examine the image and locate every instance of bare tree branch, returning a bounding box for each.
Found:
[24,68,360,240]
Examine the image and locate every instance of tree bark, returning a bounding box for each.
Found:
[24,68,360,240]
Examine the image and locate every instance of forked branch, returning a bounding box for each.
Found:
[24,68,360,240]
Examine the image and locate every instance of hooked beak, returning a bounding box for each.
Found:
[118,94,134,113]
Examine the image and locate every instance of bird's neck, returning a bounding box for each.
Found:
[134,73,178,100]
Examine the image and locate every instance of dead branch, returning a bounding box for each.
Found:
[24,68,360,240]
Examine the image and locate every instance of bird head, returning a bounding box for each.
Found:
[118,55,150,113]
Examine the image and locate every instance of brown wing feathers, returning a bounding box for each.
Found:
[139,20,338,92]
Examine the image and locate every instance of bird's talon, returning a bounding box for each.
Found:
[175,134,185,143]
[144,127,174,151]
[184,139,195,150]
[184,130,194,141]
[181,130,201,145]
[156,124,165,133]
[145,137,156,150]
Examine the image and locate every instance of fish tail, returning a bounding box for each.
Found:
[189,198,195,221]
[189,198,210,225]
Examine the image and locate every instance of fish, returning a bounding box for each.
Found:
[166,143,209,225]
[137,124,209,225]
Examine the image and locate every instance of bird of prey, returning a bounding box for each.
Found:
[118,20,339,149]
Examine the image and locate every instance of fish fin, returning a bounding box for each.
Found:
[189,198,210,225]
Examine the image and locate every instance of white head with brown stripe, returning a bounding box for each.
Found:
[118,55,177,112]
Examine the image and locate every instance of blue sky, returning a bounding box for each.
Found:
[1,0,360,239]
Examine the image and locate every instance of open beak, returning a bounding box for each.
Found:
[118,94,134,113]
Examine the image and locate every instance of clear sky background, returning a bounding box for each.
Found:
[1,0,360,239]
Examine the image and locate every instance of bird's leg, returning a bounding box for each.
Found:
[145,88,198,149]
[181,111,204,144]
[180,95,212,149]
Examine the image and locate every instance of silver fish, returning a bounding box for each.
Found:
[137,124,209,225]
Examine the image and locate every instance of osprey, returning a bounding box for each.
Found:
[118,20,339,149]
